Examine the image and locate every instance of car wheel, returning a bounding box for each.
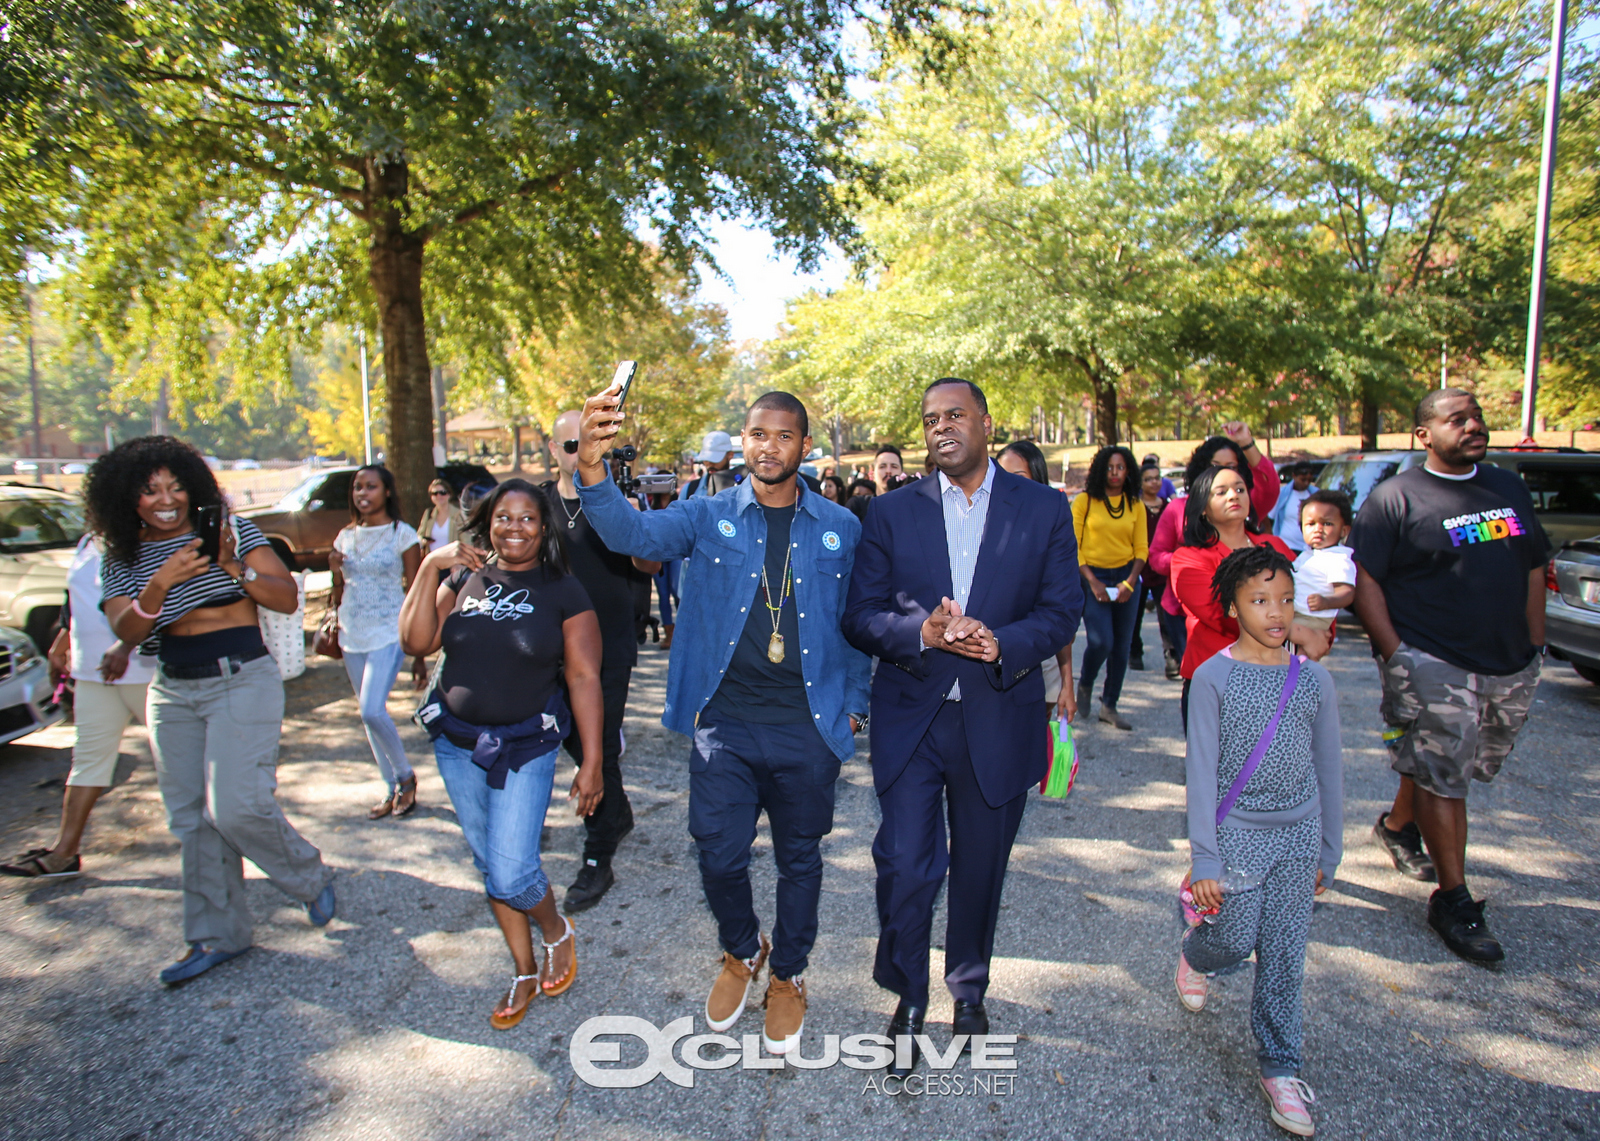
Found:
[269,539,298,572]
[1572,663,1600,685]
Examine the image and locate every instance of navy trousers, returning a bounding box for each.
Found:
[689,712,841,980]
[872,701,1028,1007]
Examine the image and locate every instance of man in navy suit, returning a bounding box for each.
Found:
[842,378,1081,1073]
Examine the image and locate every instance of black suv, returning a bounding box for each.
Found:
[1315,449,1600,546]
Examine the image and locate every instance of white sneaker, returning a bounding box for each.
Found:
[1260,1076,1317,1137]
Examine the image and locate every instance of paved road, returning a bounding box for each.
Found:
[2,617,1597,1141]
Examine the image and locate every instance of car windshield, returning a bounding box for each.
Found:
[1316,454,1424,514]
[274,474,329,512]
[0,494,86,552]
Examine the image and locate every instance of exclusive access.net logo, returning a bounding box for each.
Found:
[569,1015,1020,1096]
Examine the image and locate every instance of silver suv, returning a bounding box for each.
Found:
[0,484,86,650]
[0,623,64,746]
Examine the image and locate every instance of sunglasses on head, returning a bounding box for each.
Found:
[562,439,580,454]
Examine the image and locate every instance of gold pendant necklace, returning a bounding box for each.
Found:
[761,541,794,664]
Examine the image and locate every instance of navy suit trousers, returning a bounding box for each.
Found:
[872,701,1027,1007]
[689,712,841,980]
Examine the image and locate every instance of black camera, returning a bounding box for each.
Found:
[608,445,677,498]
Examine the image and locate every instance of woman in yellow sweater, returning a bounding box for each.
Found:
[1071,446,1147,730]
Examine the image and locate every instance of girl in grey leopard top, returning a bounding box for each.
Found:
[1178,546,1344,1136]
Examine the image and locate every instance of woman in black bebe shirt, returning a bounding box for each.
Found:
[400,478,604,1029]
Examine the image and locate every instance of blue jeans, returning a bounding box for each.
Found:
[689,712,840,979]
[342,640,413,789]
[1080,563,1138,707]
[655,561,679,627]
[435,737,558,910]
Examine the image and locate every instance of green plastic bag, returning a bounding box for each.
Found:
[1039,719,1077,798]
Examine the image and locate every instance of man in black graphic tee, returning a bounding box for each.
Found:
[1352,389,1549,966]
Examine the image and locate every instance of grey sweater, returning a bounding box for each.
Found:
[1185,653,1344,883]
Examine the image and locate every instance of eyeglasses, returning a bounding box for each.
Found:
[430,489,450,497]
[561,439,580,455]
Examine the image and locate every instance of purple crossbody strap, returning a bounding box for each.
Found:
[1215,655,1302,826]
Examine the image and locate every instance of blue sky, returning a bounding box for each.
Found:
[692,217,848,344]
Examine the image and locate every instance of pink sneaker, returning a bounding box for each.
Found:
[1260,1076,1317,1136]
[1175,950,1208,1012]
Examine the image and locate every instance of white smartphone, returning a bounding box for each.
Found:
[612,360,638,411]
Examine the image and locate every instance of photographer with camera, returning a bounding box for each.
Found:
[547,408,662,912]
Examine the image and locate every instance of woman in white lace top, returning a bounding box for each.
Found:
[329,466,424,818]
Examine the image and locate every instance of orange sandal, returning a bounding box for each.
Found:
[541,917,577,996]
[489,972,540,1029]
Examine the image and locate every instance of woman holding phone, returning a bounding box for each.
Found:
[1071,446,1147,730]
[90,436,334,986]
[399,478,605,1028]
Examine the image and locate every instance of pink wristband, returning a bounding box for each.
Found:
[130,598,159,620]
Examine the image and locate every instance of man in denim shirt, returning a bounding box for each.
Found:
[575,386,870,1057]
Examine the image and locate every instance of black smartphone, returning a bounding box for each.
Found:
[611,360,638,412]
[194,505,223,562]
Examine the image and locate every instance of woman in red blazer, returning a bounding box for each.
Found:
[1170,466,1332,728]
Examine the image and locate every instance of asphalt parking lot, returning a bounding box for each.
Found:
[1,618,1597,1141]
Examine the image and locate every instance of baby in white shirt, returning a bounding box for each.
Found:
[1294,491,1356,634]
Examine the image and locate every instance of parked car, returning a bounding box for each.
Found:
[232,458,262,471]
[61,462,89,476]
[0,484,85,650]
[1276,460,1329,484]
[1547,537,1600,684]
[1316,448,1600,546]
[239,463,496,570]
[10,460,37,476]
[0,623,64,746]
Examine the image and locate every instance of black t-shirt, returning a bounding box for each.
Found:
[704,503,809,724]
[552,487,644,670]
[439,563,595,725]
[1350,464,1551,675]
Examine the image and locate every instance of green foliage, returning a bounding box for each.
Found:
[302,330,384,462]
[510,264,731,465]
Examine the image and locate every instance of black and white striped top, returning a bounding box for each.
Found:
[101,518,272,654]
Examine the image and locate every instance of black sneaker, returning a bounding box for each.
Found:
[1129,654,1146,672]
[1164,651,1181,681]
[1373,813,1436,882]
[564,863,616,914]
[1427,889,1504,968]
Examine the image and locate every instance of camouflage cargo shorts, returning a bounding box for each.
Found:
[1377,643,1542,799]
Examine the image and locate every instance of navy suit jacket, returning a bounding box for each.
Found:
[842,468,1083,807]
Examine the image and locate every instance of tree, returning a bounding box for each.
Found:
[302,330,383,462]
[511,264,731,465]
[4,0,949,516]
[1256,0,1565,447]
[775,0,1277,445]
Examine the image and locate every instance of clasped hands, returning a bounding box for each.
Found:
[921,596,999,663]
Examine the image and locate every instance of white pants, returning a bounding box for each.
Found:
[66,679,149,787]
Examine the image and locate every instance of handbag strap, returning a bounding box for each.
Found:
[1215,655,1302,825]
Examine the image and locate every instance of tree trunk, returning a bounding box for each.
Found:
[511,422,524,472]
[1093,376,1119,446]
[366,159,435,525]
[1359,386,1379,451]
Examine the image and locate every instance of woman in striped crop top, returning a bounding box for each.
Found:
[90,436,334,986]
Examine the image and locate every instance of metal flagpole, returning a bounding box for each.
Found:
[360,330,373,465]
[1519,0,1569,444]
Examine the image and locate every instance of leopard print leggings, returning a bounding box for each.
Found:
[1183,814,1321,1077]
